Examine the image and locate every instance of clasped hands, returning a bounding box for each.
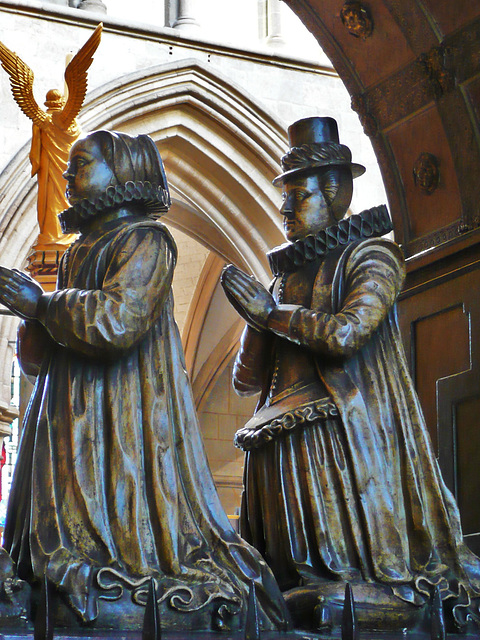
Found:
[221,265,276,332]
[0,266,44,321]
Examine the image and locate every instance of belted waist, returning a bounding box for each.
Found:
[234,397,338,451]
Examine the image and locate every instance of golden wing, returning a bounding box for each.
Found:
[0,40,48,127]
[60,23,103,128]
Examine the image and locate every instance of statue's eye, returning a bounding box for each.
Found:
[295,190,309,201]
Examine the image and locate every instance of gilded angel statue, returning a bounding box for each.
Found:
[0,23,102,250]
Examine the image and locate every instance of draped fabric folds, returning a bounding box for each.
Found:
[4,216,287,629]
[236,237,480,626]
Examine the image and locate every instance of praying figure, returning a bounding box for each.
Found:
[221,116,480,632]
[0,130,288,631]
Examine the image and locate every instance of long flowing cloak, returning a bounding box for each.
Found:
[4,215,287,628]
[236,238,480,624]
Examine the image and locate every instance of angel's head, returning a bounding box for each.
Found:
[44,89,65,112]
[60,130,170,233]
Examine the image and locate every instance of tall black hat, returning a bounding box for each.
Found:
[273,116,366,186]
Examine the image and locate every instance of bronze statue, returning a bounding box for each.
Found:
[0,130,289,631]
[0,24,102,250]
[221,117,480,633]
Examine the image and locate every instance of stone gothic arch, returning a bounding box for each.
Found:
[81,59,287,278]
[0,58,289,419]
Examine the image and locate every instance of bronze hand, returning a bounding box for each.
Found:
[0,267,44,320]
[221,264,275,331]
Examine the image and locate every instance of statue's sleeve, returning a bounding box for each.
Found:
[232,325,272,396]
[36,227,175,358]
[266,239,405,359]
[17,320,55,377]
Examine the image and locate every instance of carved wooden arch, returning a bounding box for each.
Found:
[283,1,480,258]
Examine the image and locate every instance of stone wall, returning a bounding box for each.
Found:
[198,361,257,517]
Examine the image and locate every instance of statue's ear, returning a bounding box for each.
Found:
[320,166,353,221]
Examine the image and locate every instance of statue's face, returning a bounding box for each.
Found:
[281,174,334,241]
[64,138,115,205]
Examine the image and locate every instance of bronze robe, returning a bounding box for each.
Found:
[234,237,480,624]
[4,215,287,628]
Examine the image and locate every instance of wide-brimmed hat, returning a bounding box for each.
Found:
[273,116,366,186]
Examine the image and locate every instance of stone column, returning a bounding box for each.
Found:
[172,0,200,33]
[77,0,107,14]
[266,0,285,47]
[0,406,17,441]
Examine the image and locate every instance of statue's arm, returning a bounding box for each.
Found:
[17,320,55,377]
[232,325,272,396]
[267,240,405,358]
[36,227,175,358]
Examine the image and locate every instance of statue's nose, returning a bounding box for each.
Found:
[281,197,294,218]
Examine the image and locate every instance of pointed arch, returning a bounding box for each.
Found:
[81,58,287,280]
[0,59,287,410]
[0,59,287,277]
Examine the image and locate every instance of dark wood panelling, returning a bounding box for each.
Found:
[288,1,480,256]
[448,17,480,85]
[421,0,480,38]
[324,0,416,88]
[387,106,462,238]
[382,0,438,54]
[456,398,480,538]
[399,247,480,550]
[437,91,480,230]
[464,77,480,124]
[413,304,469,452]
[360,61,435,132]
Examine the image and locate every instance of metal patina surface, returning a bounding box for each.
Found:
[221,117,480,637]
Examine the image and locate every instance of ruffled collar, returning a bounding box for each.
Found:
[267,205,393,276]
[58,180,170,234]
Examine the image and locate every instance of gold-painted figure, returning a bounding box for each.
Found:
[0,23,102,252]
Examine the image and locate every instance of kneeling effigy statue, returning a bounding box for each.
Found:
[221,117,480,633]
[0,130,288,631]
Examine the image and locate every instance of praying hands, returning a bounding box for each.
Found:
[0,266,44,321]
